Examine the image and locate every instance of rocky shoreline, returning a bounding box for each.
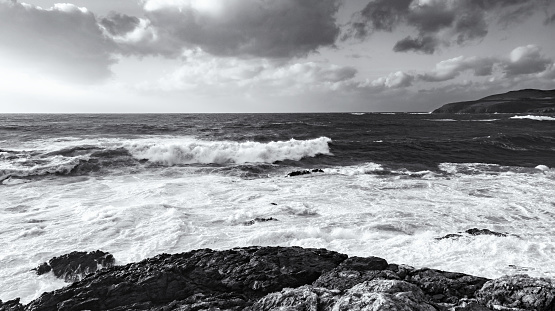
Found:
[1,246,554,311]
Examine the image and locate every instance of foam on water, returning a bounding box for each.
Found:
[1,161,554,303]
[510,115,555,121]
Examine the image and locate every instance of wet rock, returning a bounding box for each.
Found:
[243,217,279,226]
[476,274,555,311]
[0,299,24,311]
[286,169,324,177]
[25,246,347,311]
[333,279,437,311]
[249,285,339,311]
[33,250,115,282]
[407,268,490,304]
[436,228,508,240]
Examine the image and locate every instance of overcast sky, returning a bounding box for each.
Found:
[1,0,554,113]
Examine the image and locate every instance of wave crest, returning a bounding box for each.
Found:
[127,137,332,165]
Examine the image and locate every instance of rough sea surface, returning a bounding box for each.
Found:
[1,113,554,303]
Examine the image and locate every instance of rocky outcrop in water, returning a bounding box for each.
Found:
[33,250,115,282]
[432,89,555,113]
[287,169,324,177]
[7,246,555,310]
[436,228,508,240]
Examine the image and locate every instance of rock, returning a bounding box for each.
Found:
[286,169,324,177]
[432,88,555,113]
[33,250,115,282]
[407,268,490,304]
[249,285,339,311]
[25,246,347,311]
[243,217,279,226]
[0,299,24,311]
[333,280,437,311]
[313,256,399,291]
[436,228,508,240]
[476,274,555,311]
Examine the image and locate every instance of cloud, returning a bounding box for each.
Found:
[419,56,496,82]
[349,0,547,53]
[393,35,438,54]
[503,45,552,77]
[149,50,357,96]
[544,13,555,25]
[140,0,341,58]
[0,1,116,82]
[369,71,415,88]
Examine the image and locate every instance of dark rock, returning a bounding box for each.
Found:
[0,299,24,311]
[465,228,507,237]
[25,246,347,311]
[286,169,324,177]
[243,217,279,226]
[432,88,555,113]
[407,268,490,304]
[436,228,508,240]
[476,274,555,311]
[33,250,115,282]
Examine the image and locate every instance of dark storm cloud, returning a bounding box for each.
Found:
[100,12,140,36]
[545,13,555,25]
[393,36,438,54]
[0,1,116,82]
[349,0,546,54]
[142,0,341,59]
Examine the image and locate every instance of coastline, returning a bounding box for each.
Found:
[2,246,553,311]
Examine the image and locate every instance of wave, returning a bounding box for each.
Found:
[510,115,555,121]
[0,137,332,179]
[126,137,332,165]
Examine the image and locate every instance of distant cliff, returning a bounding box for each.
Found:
[432,89,555,113]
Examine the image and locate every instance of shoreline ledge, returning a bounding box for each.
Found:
[1,246,554,311]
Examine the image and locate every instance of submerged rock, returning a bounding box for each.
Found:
[33,250,115,282]
[243,217,279,226]
[436,228,508,240]
[286,169,324,177]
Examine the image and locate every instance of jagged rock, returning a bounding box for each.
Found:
[248,285,339,311]
[25,246,347,311]
[33,250,115,282]
[407,268,490,304]
[448,298,491,311]
[313,256,399,291]
[0,299,24,311]
[243,217,279,226]
[436,228,508,240]
[286,169,324,177]
[475,274,555,311]
[333,280,438,311]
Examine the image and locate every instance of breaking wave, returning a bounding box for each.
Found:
[0,137,332,179]
[126,137,332,165]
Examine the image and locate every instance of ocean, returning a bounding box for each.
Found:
[1,113,554,303]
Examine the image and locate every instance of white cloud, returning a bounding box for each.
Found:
[419,56,496,82]
[370,71,415,88]
[503,44,552,77]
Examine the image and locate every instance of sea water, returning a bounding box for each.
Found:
[1,113,554,303]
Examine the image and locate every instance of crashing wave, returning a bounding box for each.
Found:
[510,115,555,121]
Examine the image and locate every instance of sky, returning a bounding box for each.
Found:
[1,0,554,113]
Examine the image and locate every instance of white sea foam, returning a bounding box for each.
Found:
[126,137,332,165]
[510,115,555,121]
[1,161,555,303]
